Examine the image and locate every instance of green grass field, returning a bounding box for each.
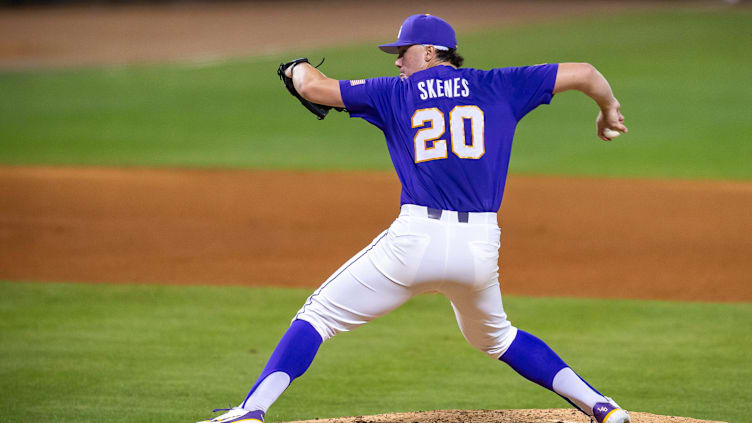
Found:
[2,281,751,423]
[1,8,751,179]
[2,6,751,423]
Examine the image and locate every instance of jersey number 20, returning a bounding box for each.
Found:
[412,106,484,163]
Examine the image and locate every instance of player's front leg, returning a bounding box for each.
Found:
[196,318,321,423]
[198,228,416,422]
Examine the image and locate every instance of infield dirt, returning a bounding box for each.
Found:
[283,409,727,423]
[2,166,750,304]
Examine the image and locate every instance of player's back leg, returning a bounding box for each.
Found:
[438,222,629,423]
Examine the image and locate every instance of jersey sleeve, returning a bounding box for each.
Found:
[339,77,399,129]
[492,63,559,120]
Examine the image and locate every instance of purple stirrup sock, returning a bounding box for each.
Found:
[242,319,322,406]
[500,330,600,415]
[500,329,567,390]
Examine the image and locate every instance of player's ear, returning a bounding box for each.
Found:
[424,45,434,63]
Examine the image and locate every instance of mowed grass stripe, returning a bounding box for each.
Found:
[1,8,751,180]
[1,281,749,422]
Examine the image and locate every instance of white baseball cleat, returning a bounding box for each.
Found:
[592,396,630,423]
[196,407,265,423]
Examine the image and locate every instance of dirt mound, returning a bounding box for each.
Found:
[282,409,725,423]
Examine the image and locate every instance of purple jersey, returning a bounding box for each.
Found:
[339,64,558,212]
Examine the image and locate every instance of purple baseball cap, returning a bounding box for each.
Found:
[378,14,457,54]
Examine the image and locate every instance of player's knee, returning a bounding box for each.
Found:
[294,305,342,341]
[294,314,335,342]
[465,325,518,359]
[294,295,364,342]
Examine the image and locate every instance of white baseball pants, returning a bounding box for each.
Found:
[296,204,518,358]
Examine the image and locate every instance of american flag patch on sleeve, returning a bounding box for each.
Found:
[350,79,366,86]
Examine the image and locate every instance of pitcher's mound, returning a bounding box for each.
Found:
[282,409,726,423]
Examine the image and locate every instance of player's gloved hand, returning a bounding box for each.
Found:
[596,98,628,141]
[277,58,343,120]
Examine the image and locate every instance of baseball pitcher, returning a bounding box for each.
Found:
[198,14,629,423]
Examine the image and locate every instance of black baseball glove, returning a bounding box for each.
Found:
[277,58,342,120]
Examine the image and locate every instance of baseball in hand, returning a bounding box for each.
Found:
[603,128,621,139]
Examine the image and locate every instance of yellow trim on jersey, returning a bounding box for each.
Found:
[412,107,448,163]
[448,104,485,160]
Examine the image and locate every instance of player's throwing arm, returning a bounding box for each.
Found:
[554,62,628,141]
